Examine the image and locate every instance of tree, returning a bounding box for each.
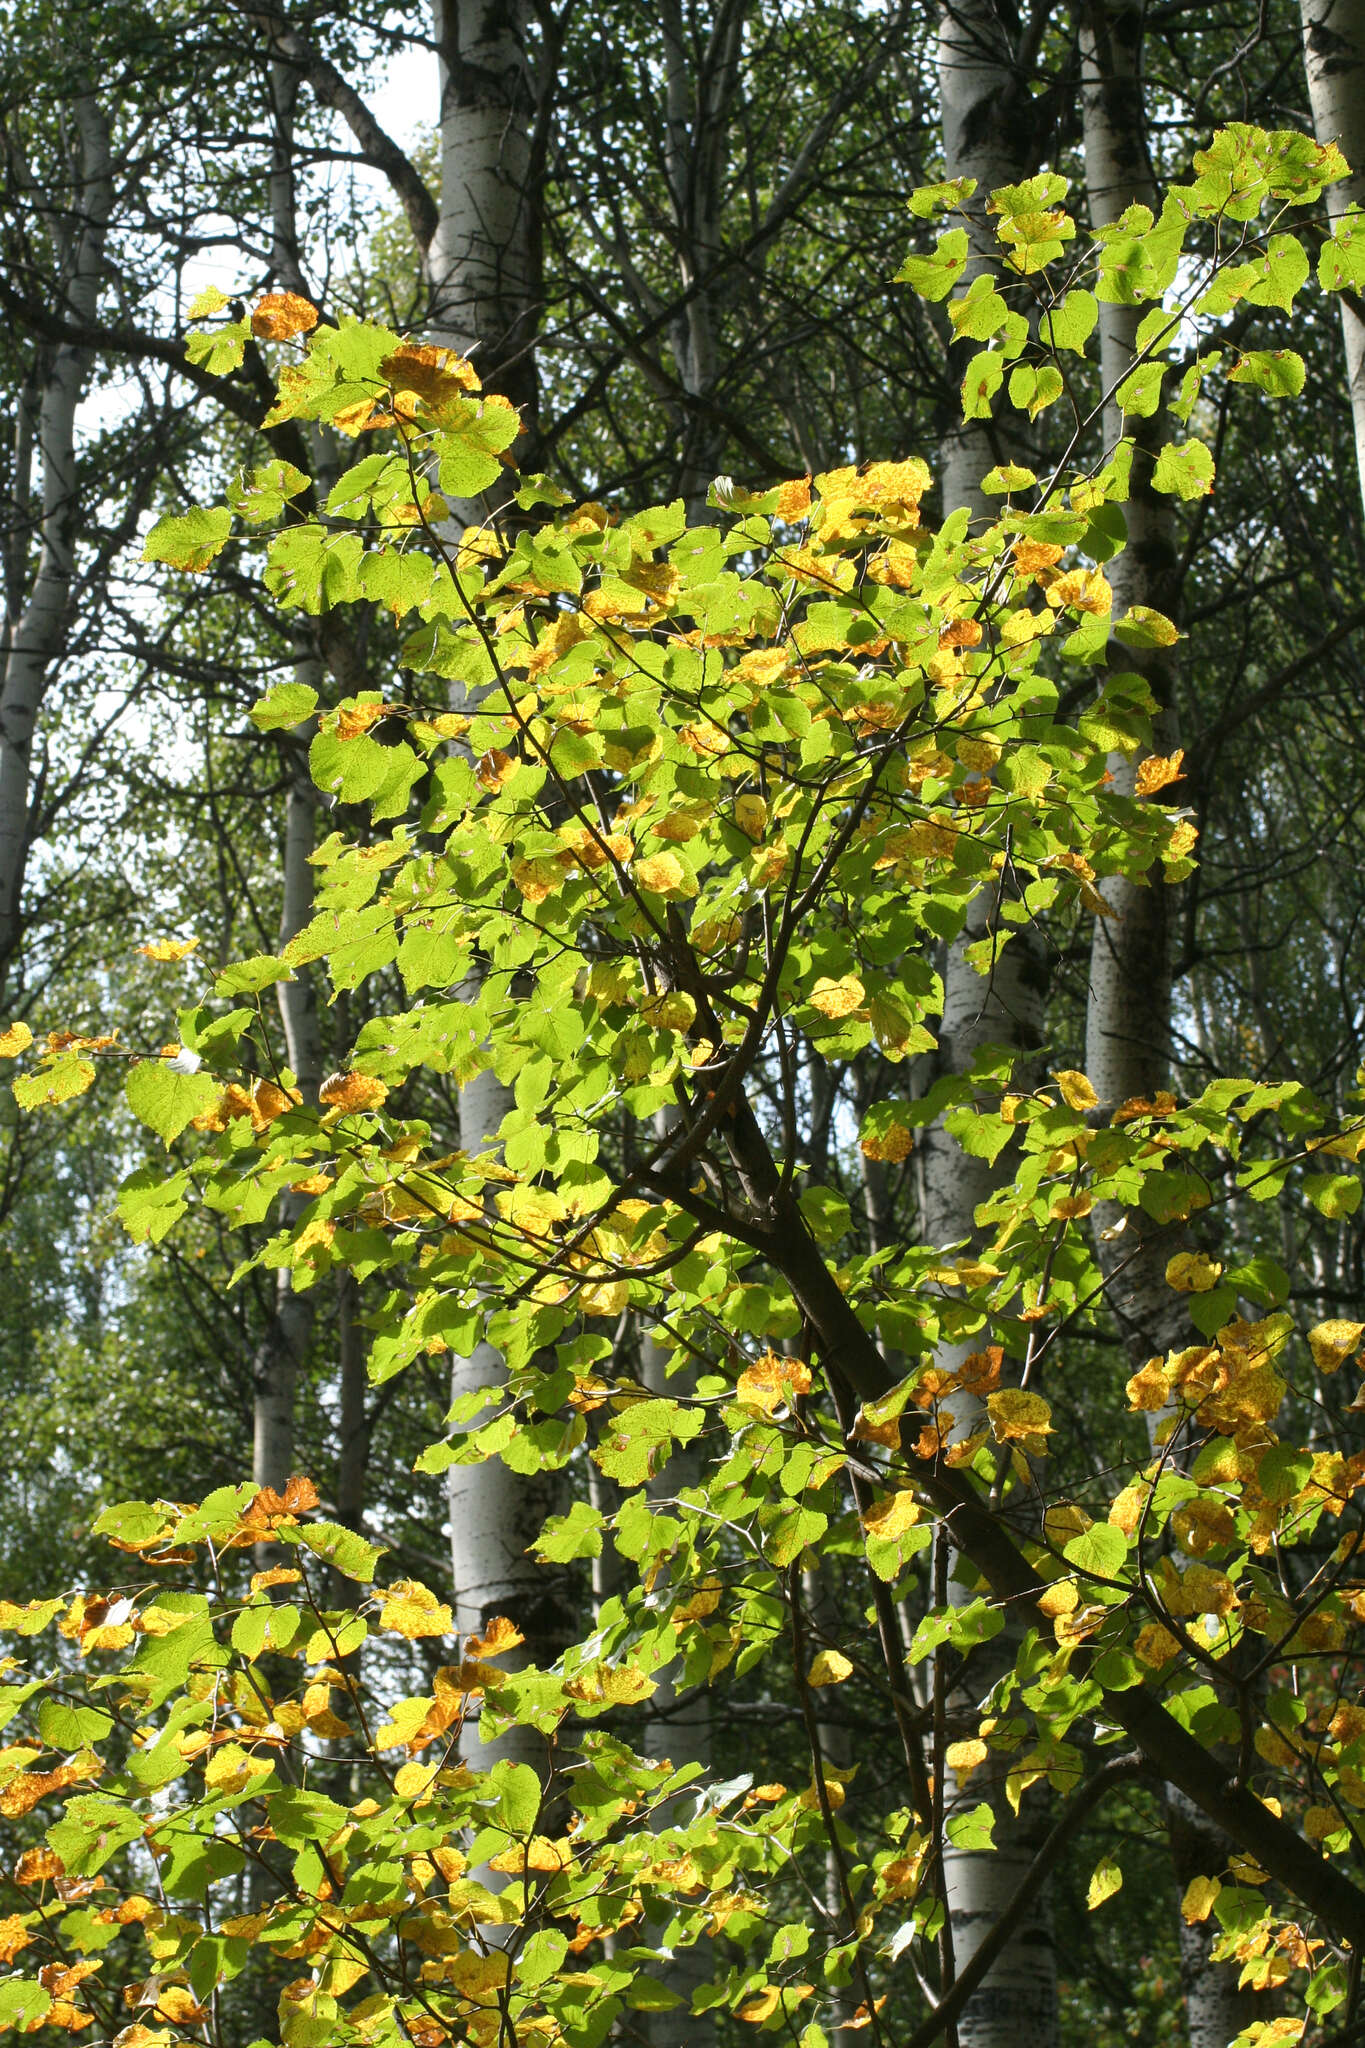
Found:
[2,121,1365,2048]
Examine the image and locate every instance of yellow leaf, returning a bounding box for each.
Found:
[1135,749,1185,798]
[393,1760,440,1800]
[734,794,768,841]
[860,1120,913,1162]
[379,1580,454,1639]
[1087,1857,1122,1910]
[808,975,865,1020]
[203,1743,273,1794]
[465,1615,524,1660]
[735,1351,813,1415]
[335,702,385,740]
[1165,1251,1222,1293]
[1052,1069,1098,1111]
[1308,1319,1365,1374]
[1180,1875,1221,1924]
[860,1490,920,1540]
[319,1070,388,1115]
[1037,1579,1079,1619]
[565,1662,656,1705]
[985,1389,1053,1446]
[0,1022,32,1057]
[0,1915,32,1965]
[138,939,198,962]
[945,1738,987,1777]
[1126,1359,1171,1411]
[807,1650,854,1688]
[251,292,318,340]
[635,850,693,897]
[639,990,696,1033]
[738,1990,781,2025]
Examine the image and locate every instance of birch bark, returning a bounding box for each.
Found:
[1079,13,1259,2042]
[923,10,1055,2042]
[1299,0,1365,508]
[424,3,573,1767]
[0,93,112,999]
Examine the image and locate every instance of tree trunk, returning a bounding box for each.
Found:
[1300,0,1365,507]
[658,0,748,518]
[1079,15,1260,2044]
[424,0,573,1774]
[428,0,541,441]
[253,702,326,1542]
[0,92,112,999]
[638,1322,714,2047]
[922,9,1059,2043]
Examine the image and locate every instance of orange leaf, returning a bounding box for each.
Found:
[251,292,318,341]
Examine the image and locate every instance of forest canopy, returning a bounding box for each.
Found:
[1,9,1365,2048]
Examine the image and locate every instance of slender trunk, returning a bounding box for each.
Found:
[1079,15,1259,2044]
[254,52,329,1534]
[428,0,540,444]
[426,0,572,1773]
[324,1270,371,1611]
[1300,0,1365,508]
[802,1563,858,2035]
[0,93,112,1000]
[253,703,326,1535]
[658,0,748,518]
[637,1322,714,2046]
[924,11,1056,2044]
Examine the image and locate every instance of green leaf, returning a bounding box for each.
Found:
[980,463,1037,495]
[125,1060,218,1144]
[961,351,1005,420]
[214,954,290,996]
[38,1699,113,1749]
[1258,1445,1314,1504]
[0,1982,51,2030]
[519,1929,569,1989]
[296,1520,383,1583]
[1226,350,1306,398]
[906,178,976,219]
[13,1054,96,1110]
[490,1758,543,1835]
[1039,288,1097,354]
[946,1802,996,1851]
[895,228,970,300]
[1319,206,1365,293]
[250,681,320,731]
[1305,1172,1361,1219]
[1063,1524,1128,1580]
[266,1787,350,1849]
[143,505,233,573]
[116,1166,190,1244]
[534,1500,605,1562]
[1152,439,1215,500]
[93,1499,166,1546]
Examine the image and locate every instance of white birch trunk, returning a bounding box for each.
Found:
[425,1,571,1774]
[427,0,539,436]
[1300,0,1365,508]
[1079,19,1259,2044]
[0,94,112,997]
[926,12,1056,2043]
